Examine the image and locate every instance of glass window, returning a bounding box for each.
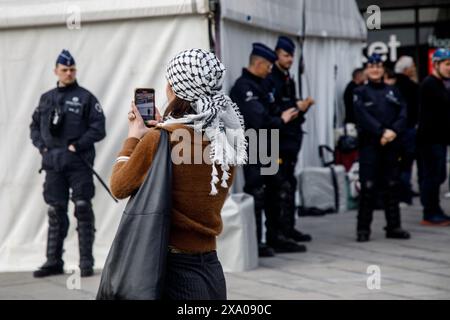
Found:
[362,9,416,26]
[419,7,450,23]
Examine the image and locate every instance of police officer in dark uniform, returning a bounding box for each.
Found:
[30,50,106,277]
[353,53,410,242]
[264,36,314,244]
[230,43,304,257]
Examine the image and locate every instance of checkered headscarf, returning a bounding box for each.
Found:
[164,48,247,195]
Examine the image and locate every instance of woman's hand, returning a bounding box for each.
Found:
[128,102,163,139]
[127,102,150,139]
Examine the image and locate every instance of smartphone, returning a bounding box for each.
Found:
[134,88,155,122]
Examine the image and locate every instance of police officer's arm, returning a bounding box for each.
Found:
[265,106,287,129]
[30,95,46,153]
[353,90,385,137]
[73,95,106,151]
[390,88,407,135]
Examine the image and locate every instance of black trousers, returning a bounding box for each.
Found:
[264,153,298,238]
[162,251,227,300]
[417,143,448,218]
[358,143,402,233]
[43,168,95,208]
[243,164,280,244]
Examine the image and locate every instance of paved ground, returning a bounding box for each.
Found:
[1,196,449,300]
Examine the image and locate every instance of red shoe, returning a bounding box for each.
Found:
[421,216,450,226]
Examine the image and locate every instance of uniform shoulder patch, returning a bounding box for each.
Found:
[245,90,259,102]
[94,102,103,113]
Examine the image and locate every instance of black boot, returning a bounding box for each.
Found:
[357,182,375,243]
[33,206,69,278]
[267,234,307,253]
[278,181,312,242]
[249,187,276,258]
[386,228,410,239]
[75,200,96,277]
[258,243,275,257]
[384,182,410,240]
[287,229,312,242]
[357,231,370,242]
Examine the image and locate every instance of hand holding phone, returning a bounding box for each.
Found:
[128,102,150,139]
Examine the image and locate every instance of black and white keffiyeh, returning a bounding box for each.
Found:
[164,48,247,195]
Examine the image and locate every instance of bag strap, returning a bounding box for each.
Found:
[318,145,335,167]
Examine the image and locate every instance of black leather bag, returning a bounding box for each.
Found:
[96,129,172,300]
[337,126,358,153]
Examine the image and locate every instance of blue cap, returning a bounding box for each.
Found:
[367,53,383,65]
[432,48,450,63]
[251,43,277,63]
[56,49,75,66]
[275,36,295,55]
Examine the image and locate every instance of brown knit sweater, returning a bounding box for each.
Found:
[110,124,234,253]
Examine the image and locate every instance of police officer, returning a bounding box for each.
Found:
[30,50,106,277]
[417,48,450,226]
[353,53,410,242]
[230,43,304,257]
[264,36,314,244]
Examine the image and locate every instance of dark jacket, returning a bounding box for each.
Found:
[343,80,359,124]
[353,81,407,146]
[230,68,285,131]
[30,81,106,171]
[264,64,306,156]
[417,75,450,145]
[395,73,419,128]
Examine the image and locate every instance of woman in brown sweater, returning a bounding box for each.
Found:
[110,49,247,300]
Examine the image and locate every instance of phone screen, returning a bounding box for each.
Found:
[135,88,155,122]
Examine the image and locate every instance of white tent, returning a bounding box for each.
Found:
[0,0,366,271]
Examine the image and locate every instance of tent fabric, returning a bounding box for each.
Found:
[305,0,367,41]
[220,0,366,40]
[217,193,258,272]
[0,0,209,29]
[220,0,304,36]
[297,38,365,169]
[0,2,210,271]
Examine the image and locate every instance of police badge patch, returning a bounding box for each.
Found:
[94,103,103,113]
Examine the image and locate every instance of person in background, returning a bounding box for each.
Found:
[230,43,304,257]
[343,68,366,124]
[417,48,450,226]
[353,53,410,242]
[264,36,314,246]
[383,68,397,86]
[443,78,450,200]
[394,56,420,205]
